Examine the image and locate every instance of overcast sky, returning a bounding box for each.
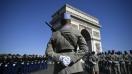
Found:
[0,0,132,55]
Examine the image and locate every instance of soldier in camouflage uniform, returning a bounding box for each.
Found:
[111,50,121,74]
[45,13,88,74]
[130,50,132,74]
[88,51,99,74]
[118,51,127,74]
[97,52,104,74]
[105,50,112,74]
[124,51,130,74]
[127,50,132,74]
[100,52,106,74]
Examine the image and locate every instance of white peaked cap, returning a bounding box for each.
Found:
[63,12,71,19]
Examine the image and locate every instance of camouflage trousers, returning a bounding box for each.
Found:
[120,62,127,74]
[126,63,132,74]
[112,64,121,74]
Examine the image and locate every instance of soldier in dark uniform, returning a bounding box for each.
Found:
[0,55,4,74]
[45,13,88,74]
[98,52,106,74]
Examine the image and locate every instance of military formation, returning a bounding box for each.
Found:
[0,54,48,74]
[84,50,132,74]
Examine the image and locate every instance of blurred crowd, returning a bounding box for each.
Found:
[0,54,48,74]
[84,50,132,74]
[0,50,132,74]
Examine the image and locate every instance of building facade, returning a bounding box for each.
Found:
[50,4,102,53]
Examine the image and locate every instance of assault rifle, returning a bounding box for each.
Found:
[45,21,56,32]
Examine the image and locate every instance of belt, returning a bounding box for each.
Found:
[113,61,119,64]
[58,49,73,53]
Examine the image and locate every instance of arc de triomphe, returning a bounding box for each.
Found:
[50,4,102,53]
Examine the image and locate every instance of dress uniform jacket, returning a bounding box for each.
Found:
[46,25,88,74]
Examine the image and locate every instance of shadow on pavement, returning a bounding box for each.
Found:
[30,64,54,74]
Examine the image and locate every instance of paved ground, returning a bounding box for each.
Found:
[30,64,88,74]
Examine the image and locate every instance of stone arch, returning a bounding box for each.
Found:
[81,29,92,52]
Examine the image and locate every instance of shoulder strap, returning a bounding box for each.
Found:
[59,31,77,51]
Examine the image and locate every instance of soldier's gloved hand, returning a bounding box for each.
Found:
[59,55,71,66]
[92,62,96,65]
[109,61,112,63]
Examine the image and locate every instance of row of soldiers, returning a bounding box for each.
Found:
[84,50,132,74]
[0,54,48,74]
